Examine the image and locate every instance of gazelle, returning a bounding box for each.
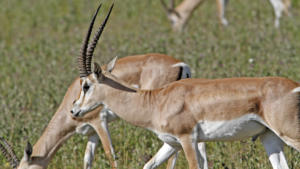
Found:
[161,0,291,31]
[72,3,300,169]
[0,4,208,169]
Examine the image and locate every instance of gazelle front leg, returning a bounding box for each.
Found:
[260,131,289,169]
[143,143,178,169]
[216,0,229,26]
[180,134,205,169]
[84,134,99,169]
[269,0,285,28]
[166,143,208,169]
[89,113,117,169]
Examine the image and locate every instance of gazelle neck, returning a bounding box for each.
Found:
[31,107,76,166]
[29,78,82,167]
[102,84,158,129]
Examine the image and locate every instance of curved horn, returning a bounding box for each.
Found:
[0,137,19,168]
[78,3,102,78]
[86,3,114,74]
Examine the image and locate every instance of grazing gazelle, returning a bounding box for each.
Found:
[72,3,300,169]
[0,4,208,169]
[161,0,291,31]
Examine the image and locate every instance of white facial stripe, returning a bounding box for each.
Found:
[80,101,103,115]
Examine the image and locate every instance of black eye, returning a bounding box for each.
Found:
[83,84,90,93]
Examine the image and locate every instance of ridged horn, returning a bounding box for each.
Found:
[0,137,19,169]
[78,3,102,78]
[86,3,114,74]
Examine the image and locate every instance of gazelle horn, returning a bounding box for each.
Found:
[78,3,102,78]
[86,3,114,74]
[0,137,19,169]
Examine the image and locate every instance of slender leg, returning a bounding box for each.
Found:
[269,0,285,28]
[84,134,99,169]
[168,0,204,31]
[143,143,178,169]
[216,0,229,25]
[180,134,205,169]
[197,143,208,169]
[89,113,117,169]
[282,0,291,16]
[166,151,179,169]
[260,131,289,169]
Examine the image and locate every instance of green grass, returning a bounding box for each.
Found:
[1,0,300,168]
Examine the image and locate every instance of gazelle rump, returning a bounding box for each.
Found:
[161,0,291,31]
[73,61,300,169]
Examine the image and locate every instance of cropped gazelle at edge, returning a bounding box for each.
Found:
[0,3,208,169]
[161,0,291,31]
[72,4,300,169]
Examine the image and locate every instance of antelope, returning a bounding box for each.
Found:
[161,0,291,31]
[0,4,208,169]
[71,3,300,169]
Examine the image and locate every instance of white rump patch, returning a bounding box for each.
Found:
[172,62,192,79]
[292,87,300,93]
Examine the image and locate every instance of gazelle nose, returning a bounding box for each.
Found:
[70,110,74,114]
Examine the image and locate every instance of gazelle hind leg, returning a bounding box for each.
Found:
[269,0,285,28]
[260,131,289,169]
[84,134,99,169]
[143,143,178,169]
[216,0,229,26]
[166,151,178,169]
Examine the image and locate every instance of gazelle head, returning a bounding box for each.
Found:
[16,142,38,169]
[70,3,136,118]
[0,137,37,169]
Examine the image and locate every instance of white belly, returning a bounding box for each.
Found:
[197,114,266,141]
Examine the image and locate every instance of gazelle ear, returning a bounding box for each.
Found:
[93,62,103,80]
[106,56,118,73]
[23,142,32,162]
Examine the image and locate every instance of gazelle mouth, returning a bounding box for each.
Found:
[72,102,103,118]
[72,110,82,117]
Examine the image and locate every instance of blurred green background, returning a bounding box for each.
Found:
[1,0,300,168]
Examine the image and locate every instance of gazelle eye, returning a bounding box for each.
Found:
[83,84,90,93]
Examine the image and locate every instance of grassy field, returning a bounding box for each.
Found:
[1,0,300,168]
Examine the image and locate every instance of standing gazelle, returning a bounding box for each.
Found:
[72,3,300,169]
[161,0,291,31]
[0,3,208,169]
